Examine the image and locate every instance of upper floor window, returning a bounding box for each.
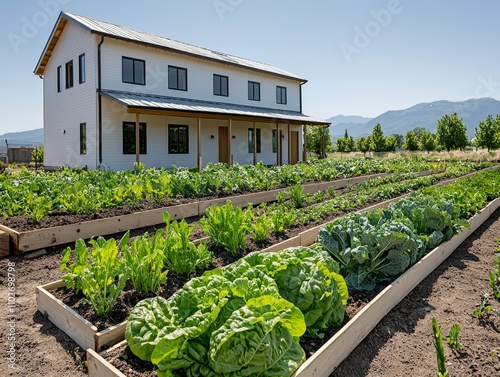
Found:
[276,86,287,105]
[122,57,145,85]
[168,66,187,91]
[213,74,228,97]
[65,60,73,89]
[168,125,189,154]
[79,54,86,84]
[123,122,147,154]
[248,81,260,101]
[57,65,62,93]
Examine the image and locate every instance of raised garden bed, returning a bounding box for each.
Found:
[84,197,500,377]
[2,172,393,255]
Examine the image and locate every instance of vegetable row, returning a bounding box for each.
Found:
[0,157,447,223]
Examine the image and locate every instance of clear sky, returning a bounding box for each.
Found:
[1,0,500,134]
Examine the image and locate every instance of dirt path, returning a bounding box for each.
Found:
[1,209,500,377]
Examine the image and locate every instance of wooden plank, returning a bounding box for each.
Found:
[87,347,127,377]
[261,236,301,253]
[36,280,97,351]
[0,224,20,254]
[16,202,199,253]
[0,230,9,257]
[95,322,127,351]
[293,198,500,377]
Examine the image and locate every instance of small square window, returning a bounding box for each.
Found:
[122,57,146,85]
[276,86,287,104]
[248,81,260,101]
[214,74,228,96]
[168,66,187,91]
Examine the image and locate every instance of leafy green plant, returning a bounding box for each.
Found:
[471,294,500,319]
[432,317,449,377]
[289,184,305,208]
[446,323,461,351]
[123,230,168,293]
[314,190,326,202]
[489,252,500,299]
[200,201,252,255]
[275,190,285,204]
[163,213,213,273]
[251,213,273,243]
[60,238,90,295]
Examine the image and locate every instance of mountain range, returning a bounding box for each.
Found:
[0,128,43,146]
[328,97,500,140]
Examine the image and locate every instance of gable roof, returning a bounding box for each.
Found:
[34,11,307,82]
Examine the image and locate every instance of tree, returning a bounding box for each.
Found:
[355,136,370,156]
[436,113,468,151]
[412,127,426,140]
[392,134,404,149]
[385,136,397,152]
[474,114,500,151]
[419,131,436,152]
[336,129,355,153]
[403,131,419,151]
[370,123,386,152]
[305,125,333,158]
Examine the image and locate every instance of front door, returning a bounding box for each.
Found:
[218,126,230,164]
[290,131,299,165]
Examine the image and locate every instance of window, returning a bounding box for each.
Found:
[57,65,62,92]
[213,74,228,96]
[168,125,189,154]
[65,60,73,89]
[248,128,261,153]
[123,122,147,154]
[248,81,260,101]
[122,57,145,85]
[79,54,85,84]
[272,129,278,153]
[276,86,287,104]
[80,123,86,155]
[168,66,187,91]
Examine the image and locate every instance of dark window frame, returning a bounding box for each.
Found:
[122,56,146,85]
[248,81,260,101]
[122,122,147,155]
[65,60,73,89]
[276,86,287,104]
[57,65,62,92]
[79,54,86,84]
[80,123,86,155]
[213,74,229,96]
[168,65,188,91]
[248,128,261,153]
[168,124,189,154]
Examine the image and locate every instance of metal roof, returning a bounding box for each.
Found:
[35,12,306,81]
[101,90,330,125]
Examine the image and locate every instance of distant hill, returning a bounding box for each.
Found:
[329,98,500,140]
[0,128,43,146]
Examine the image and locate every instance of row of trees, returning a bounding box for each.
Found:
[306,113,500,156]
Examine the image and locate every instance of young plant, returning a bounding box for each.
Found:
[78,233,130,317]
[201,201,251,255]
[275,190,285,204]
[314,190,326,203]
[489,252,500,299]
[446,323,461,351]
[60,238,90,295]
[123,230,168,294]
[471,293,500,319]
[251,213,273,243]
[289,184,305,208]
[163,213,213,273]
[270,205,297,234]
[431,317,449,377]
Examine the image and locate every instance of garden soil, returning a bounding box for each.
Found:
[1,208,500,377]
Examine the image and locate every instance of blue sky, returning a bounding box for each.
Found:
[1,0,500,135]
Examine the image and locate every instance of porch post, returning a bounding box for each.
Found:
[135,113,140,164]
[302,125,307,163]
[287,123,291,164]
[197,117,202,171]
[253,121,257,166]
[229,119,233,166]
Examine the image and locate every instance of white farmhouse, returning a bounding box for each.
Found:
[35,12,329,170]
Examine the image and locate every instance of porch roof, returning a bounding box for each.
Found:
[101,90,330,126]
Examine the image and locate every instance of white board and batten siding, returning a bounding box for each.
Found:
[100,38,302,112]
[43,22,98,169]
